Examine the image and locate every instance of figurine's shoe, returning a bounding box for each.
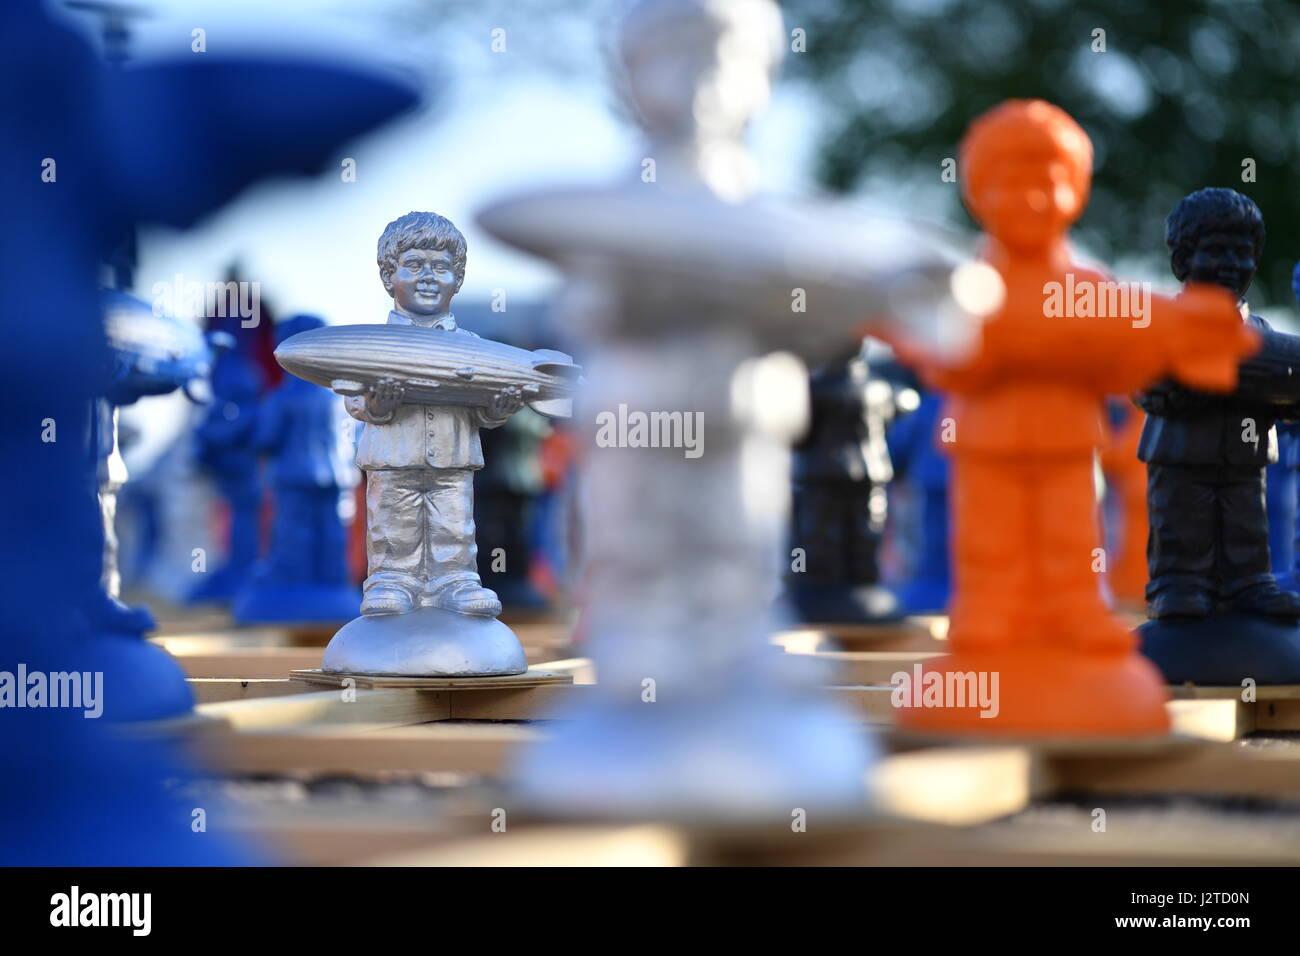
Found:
[360,584,415,616]
[434,582,502,617]
[1228,582,1300,620]
[1147,589,1212,619]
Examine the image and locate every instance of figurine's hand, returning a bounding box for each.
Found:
[487,385,524,419]
[367,377,406,417]
[1166,284,1260,393]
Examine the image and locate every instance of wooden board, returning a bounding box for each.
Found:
[166,646,326,679]
[806,650,945,686]
[194,721,537,776]
[288,667,572,690]
[1043,741,1300,798]
[774,617,945,654]
[188,678,321,704]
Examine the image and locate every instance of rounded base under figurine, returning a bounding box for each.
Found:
[232,581,361,626]
[895,647,1171,736]
[510,692,875,822]
[1138,612,1300,685]
[82,634,195,722]
[321,606,527,677]
[787,584,903,625]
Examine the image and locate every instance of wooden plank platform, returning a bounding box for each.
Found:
[773,616,947,654]
[135,607,1300,866]
[288,668,572,690]
[1166,684,1300,734]
[353,816,1300,867]
[194,721,538,776]
[188,678,320,704]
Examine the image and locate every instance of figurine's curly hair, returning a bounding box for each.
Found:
[1165,188,1264,282]
[377,211,467,292]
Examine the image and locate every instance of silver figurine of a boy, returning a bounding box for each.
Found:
[346,211,524,618]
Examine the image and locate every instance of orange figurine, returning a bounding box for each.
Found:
[895,100,1257,736]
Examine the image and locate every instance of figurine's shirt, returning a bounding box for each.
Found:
[1137,311,1279,467]
[346,311,508,470]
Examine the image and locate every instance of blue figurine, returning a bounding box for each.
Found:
[234,315,361,623]
[885,385,952,614]
[0,0,415,862]
[189,324,267,604]
[83,290,214,720]
[1266,261,1300,595]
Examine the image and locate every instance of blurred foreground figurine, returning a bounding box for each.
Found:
[86,291,213,719]
[480,0,984,817]
[0,0,416,862]
[274,213,580,675]
[896,103,1254,736]
[1138,190,1300,684]
[786,345,902,624]
[233,314,360,624]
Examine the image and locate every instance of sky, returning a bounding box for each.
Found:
[62,0,1291,330]
[60,0,827,325]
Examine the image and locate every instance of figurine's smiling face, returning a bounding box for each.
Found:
[970,150,1083,250]
[388,247,459,316]
[1186,232,1256,300]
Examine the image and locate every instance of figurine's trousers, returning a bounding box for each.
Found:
[1146,463,1272,599]
[949,453,1124,650]
[788,480,882,586]
[363,467,479,598]
[1266,461,1297,582]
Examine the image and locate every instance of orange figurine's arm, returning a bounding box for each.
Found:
[1143,283,1261,392]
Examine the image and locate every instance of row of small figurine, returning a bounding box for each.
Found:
[791,247,1300,650]
[101,294,575,632]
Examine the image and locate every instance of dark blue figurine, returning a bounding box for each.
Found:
[234,315,361,623]
[885,386,951,614]
[1138,189,1300,684]
[0,0,416,863]
[786,346,902,624]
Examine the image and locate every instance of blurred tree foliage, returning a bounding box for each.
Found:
[781,0,1300,305]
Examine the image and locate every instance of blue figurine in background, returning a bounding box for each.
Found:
[786,344,902,624]
[190,324,266,603]
[0,0,416,863]
[234,315,361,623]
[885,383,952,614]
[1266,261,1300,594]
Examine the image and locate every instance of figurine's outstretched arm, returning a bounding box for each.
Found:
[102,60,418,229]
[1146,284,1261,393]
